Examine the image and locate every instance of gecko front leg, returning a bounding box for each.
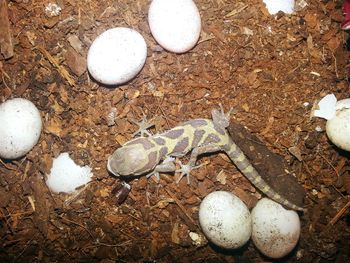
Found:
[176,144,226,184]
[146,156,176,182]
[131,115,155,137]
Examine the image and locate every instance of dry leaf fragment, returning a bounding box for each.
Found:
[216,170,227,185]
[288,146,303,161]
[45,117,63,137]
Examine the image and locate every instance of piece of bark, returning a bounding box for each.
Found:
[64,47,87,77]
[0,0,14,59]
[228,120,305,207]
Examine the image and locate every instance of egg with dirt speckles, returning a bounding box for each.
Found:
[87,27,147,85]
[199,191,251,249]
[251,198,300,259]
[148,0,201,53]
[0,98,42,159]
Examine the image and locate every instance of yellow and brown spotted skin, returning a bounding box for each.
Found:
[108,116,305,212]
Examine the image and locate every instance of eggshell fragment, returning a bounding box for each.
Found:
[87,27,147,85]
[313,94,337,120]
[326,99,350,151]
[263,0,295,15]
[199,191,251,249]
[0,98,42,159]
[148,0,201,53]
[313,94,350,152]
[251,198,300,259]
[46,153,92,193]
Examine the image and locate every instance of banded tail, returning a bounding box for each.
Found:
[226,141,305,212]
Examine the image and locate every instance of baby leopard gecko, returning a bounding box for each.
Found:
[107,105,305,211]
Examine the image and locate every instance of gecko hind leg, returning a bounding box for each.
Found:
[211,104,235,129]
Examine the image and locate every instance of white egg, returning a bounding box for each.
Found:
[198,191,251,249]
[0,98,42,159]
[148,0,201,53]
[46,152,92,193]
[263,0,295,15]
[87,27,147,85]
[251,198,300,259]
[326,99,350,151]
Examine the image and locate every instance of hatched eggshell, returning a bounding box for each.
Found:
[199,191,251,249]
[313,93,337,120]
[87,27,147,85]
[251,198,300,259]
[46,152,92,193]
[263,0,295,15]
[326,99,350,151]
[148,0,201,53]
[0,98,42,159]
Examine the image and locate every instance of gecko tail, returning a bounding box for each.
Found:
[226,143,306,212]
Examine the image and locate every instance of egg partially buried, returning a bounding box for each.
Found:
[251,198,301,259]
[262,0,295,15]
[326,99,350,152]
[313,94,350,152]
[87,27,147,85]
[148,0,201,53]
[0,98,42,159]
[199,191,251,249]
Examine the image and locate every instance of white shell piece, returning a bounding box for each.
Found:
[313,94,337,120]
[46,153,93,193]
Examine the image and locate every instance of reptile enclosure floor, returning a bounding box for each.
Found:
[0,0,349,262]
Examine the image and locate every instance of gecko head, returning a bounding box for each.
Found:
[107,143,155,176]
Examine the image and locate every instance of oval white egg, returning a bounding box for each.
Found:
[326,99,350,151]
[251,198,300,259]
[263,0,295,15]
[199,191,251,249]
[148,0,201,53]
[87,27,147,85]
[0,98,42,159]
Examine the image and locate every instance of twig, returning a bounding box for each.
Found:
[95,240,132,247]
[330,51,339,79]
[163,187,197,227]
[35,46,76,87]
[151,176,197,226]
[0,0,14,58]
[318,153,339,177]
[225,4,248,17]
[0,158,17,170]
[14,235,36,262]
[328,199,350,226]
[60,216,95,239]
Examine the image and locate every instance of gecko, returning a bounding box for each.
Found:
[107,105,305,212]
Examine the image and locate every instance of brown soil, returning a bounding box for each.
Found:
[1,0,349,262]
